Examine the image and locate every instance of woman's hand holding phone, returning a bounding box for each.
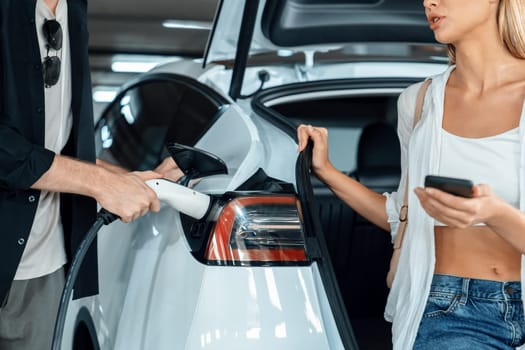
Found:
[414,175,496,228]
[424,175,474,198]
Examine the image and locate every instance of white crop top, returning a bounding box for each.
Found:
[435,127,520,226]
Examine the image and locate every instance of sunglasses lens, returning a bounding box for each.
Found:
[42,19,62,87]
[44,56,61,87]
[43,20,62,50]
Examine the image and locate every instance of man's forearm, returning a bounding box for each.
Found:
[96,158,128,174]
[31,154,109,199]
[31,154,163,222]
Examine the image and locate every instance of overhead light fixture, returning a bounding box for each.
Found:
[111,61,158,73]
[93,86,119,103]
[110,54,182,73]
[162,19,212,30]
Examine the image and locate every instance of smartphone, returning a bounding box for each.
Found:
[424,175,474,198]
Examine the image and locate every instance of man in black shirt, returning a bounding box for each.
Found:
[0,0,177,348]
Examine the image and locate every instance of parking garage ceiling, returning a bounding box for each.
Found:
[88,0,219,89]
[88,0,218,55]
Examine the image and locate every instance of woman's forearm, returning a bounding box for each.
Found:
[316,164,389,231]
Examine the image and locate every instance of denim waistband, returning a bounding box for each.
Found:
[431,274,522,301]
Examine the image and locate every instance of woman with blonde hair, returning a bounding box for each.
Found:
[298,0,525,348]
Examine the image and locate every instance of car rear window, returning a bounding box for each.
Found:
[271,95,398,172]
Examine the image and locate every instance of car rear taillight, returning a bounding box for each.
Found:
[205,195,308,265]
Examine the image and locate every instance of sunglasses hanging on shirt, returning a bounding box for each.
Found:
[42,19,62,88]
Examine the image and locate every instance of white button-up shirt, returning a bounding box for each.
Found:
[383,65,525,349]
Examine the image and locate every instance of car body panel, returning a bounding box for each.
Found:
[155,59,448,110]
[60,69,346,348]
[204,0,436,64]
[63,205,343,349]
[60,60,449,349]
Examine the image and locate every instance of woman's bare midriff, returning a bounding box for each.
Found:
[434,226,522,281]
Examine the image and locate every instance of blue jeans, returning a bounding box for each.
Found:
[413,274,525,349]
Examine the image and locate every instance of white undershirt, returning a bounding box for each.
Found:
[434,127,521,226]
[15,0,73,280]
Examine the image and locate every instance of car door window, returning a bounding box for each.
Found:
[95,74,228,171]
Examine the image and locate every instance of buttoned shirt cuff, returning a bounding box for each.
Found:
[17,146,55,189]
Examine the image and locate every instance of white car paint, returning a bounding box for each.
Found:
[60,0,450,340]
[60,76,344,349]
[60,59,448,350]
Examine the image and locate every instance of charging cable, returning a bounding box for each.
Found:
[51,179,211,349]
[51,209,117,350]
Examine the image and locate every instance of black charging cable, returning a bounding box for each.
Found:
[51,208,118,350]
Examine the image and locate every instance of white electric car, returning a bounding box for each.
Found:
[57,1,449,349]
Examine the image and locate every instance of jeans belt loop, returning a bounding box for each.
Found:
[460,278,469,305]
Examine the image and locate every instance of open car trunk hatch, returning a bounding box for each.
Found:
[204,0,436,64]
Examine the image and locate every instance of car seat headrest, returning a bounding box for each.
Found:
[357,122,400,172]
[356,122,401,192]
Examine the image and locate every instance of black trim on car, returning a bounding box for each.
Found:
[228,0,261,100]
[296,142,359,349]
[252,77,424,139]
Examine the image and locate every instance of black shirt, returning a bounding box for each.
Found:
[0,0,98,300]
